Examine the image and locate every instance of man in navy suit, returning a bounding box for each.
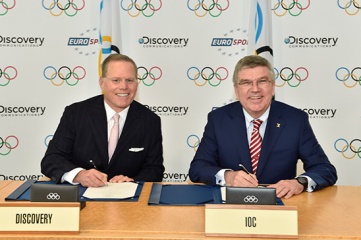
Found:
[41,54,164,187]
[189,55,337,199]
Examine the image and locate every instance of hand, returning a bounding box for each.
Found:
[267,179,304,199]
[224,170,258,187]
[109,175,134,183]
[73,169,108,187]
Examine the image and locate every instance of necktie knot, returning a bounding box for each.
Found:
[252,119,262,130]
[113,113,120,123]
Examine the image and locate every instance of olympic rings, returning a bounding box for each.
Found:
[0,66,18,86]
[0,0,16,16]
[272,0,310,17]
[337,0,360,15]
[120,0,162,17]
[43,65,86,86]
[42,0,85,17]
[187,134,200,152]
[47,193,61,200]
[244,195,258,203]
[187,0,229,17]
[44,135,53,147]
[187,66,228,87]
[0,135,19,156]
[137,66,162,86]
[334,138,361,159]
[274,67,309,87]
[335,67,361,88]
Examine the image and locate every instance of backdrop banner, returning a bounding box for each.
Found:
[1,0,360,186]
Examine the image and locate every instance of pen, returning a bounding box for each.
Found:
[89,160,108,186]
[239,164,251,174]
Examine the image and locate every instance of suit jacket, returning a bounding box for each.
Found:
[41,95,164,183]
[189,101,337,190]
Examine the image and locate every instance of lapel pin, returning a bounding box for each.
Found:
[276,123,281,128]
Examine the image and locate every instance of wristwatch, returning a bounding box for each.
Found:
[296,177,308,192]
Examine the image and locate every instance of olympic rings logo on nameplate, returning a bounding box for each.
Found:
[0,0,16,16]
[47,192,61,200]
[43,66,86,86]
[337,0,361,15]
[244,195,258,203]
[42,0,85,17]
[0,135,19,156]
[274,67,309,87]
[187,66,228,87]
[187,134,201,152]
[137,66,162,86]
[272,0,310,17]
[120,0,162,17]
[0,66,18,87]
[335,67,361,88]
[187,0,230,17]
[334,138,361,159]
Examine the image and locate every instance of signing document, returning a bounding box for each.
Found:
[83,182,138,199]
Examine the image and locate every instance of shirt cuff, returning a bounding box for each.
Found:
[61,167,83,185]
[215,169,231,186]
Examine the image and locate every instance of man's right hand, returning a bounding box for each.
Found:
[224,170,258,187]
[73,169,108,187]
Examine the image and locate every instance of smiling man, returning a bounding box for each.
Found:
[41,54,164,187]
[188,55,337,199]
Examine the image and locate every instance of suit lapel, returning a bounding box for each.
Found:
[256,101,286,176]
[89,96,108,165]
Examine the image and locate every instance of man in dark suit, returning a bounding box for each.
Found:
[189,55,337,199]
[41,54,164,187]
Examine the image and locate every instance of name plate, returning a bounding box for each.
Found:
[205,204,298,238]
[0,202,80,234]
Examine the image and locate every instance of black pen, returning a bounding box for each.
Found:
[89,160,97,169]
[239,164,251,174]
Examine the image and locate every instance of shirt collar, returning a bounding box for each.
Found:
[104,101,130,122]
[243,106,270,128]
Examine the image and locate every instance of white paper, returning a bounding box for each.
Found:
[82,182,138,199]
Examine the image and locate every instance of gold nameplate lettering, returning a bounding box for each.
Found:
[205,204,298,238]
[0,202,80,234]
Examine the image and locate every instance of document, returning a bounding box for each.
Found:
[82,182,138,199]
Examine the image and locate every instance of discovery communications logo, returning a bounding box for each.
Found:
[145,105,189,116]
[301,108,337,119]
[284,36,338,48]
[138,36,189,48]
[0,105,46,117]
[67,27,99,57]
[0,35,45,47]
[163,172,188,182]
[211,27,248,57]
[0,174,43,180]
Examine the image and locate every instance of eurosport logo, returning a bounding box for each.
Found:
[0,105,46,117]
[274,67,309,87]
[334,138,361,159]
[43,66,86,86]
[284,36,338,48]
[137,66,162,86]
[138,36,189,49]
[301,108,337,119]
[120,0,162,17]
[0,0,16,16]
[0,35,45,48]
[67,27,99,57]
[145,105,189,116]
[335,67,361,88]
[42,0,85,17]
[272,0,310,16]
[44,135,53,147]
[187,134,200,152]
[163,172,189,182]
[0,66,17,86]
[187,66,228,87]
[210,27,248,57]
[0,135,19,156]
[187,0,230,17]
[337,0,361,15]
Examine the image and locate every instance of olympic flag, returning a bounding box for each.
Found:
[99,0,122,75]
[248,0,273,66]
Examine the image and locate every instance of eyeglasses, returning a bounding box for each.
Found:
[237,79,272,88]
[103,77,137,85]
